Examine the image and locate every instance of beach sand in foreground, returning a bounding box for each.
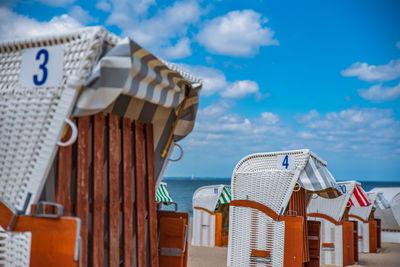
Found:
[188,242,400,267]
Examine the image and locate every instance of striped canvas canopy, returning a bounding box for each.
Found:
[375,192,391,209]
[297,151,342,199]
[155,182,173,203]
[349,184,371,207]
[217,186,231,205]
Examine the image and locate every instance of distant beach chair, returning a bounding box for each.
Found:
[370,188,400,244]
[192,185,231,247]
[349,191,378,253]
[227,149,342,267]
[307,181,367,266]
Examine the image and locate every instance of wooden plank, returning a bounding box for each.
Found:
[134,120,147,267]
[145,123,159,267]
[369,221,378,253]
[122,118,134,267]
[214,212,222,247]
[56,144,72,215]
[108,114,120,267]
[282,216,303,267]
[92,113,105,267]
[76,116,90,267]
[342,221,354,266]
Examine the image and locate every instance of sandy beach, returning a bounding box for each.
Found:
[188,242,400,267]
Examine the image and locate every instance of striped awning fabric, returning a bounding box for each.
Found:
[156,183,173,203]
[375,193,391,209]
[298,156,342,199]
[73,37,202,116]
[349,184,371,207]
[217,186,231,204]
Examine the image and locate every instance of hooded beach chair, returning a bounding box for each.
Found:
[307,181,364,266]
[192,185,231,247]
[0,26,202,266]
[349,190,376,253]
[227,149,342,267]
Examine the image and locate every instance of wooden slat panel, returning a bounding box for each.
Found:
[145,123,159,267]
[369,221,377,253]
[76,116,90,267]
[56,144,72,216]
[134,120,147,267]
[122,118,134,267]
[108,114,120,267]
[92,113,105,267]
[282,216,303,267]
[342,221,354,265]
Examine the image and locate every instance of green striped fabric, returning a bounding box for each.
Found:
[156,183,173,203]
[217,186,231,204]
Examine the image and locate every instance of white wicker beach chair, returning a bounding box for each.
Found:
[192,185,231,247]
[0,227,31,267]
[227,149,341,267]
[307,181,357,266]
[349,192,377,253]
[0,27,118,213]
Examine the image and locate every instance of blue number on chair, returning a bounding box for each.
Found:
[33,49,49,86]
[282,155,289,169]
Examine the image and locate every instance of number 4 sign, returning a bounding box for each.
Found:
[19,46,64,88]
[277,154,295,170]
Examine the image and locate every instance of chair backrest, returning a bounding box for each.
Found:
[0,27,118,212]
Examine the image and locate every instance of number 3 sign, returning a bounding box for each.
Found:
[19,46,64,88]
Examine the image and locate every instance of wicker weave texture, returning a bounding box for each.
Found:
[227,206,284,267]
[0,230,31,267]
[0,27,118,211]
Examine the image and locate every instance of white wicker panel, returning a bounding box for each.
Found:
[349,205,373,221]
[227,206,284,267]
[232,170,298,216]
[0,27,119,211]
[0,230,31,267]
[320,220,336,265]
[308,181,356,222]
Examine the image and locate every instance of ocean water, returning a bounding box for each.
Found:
[161,177,400,216]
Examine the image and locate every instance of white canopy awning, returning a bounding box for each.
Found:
[193,185,230,212]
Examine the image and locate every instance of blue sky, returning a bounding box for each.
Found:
[1,0,400,181]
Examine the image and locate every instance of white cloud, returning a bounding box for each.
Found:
[36,0,76,6]
[298,132,317,139]
[0,8,82,40]
[295,110,320,123]
[341,59,400,82]
[69,5,98,25]
[221,80,260,98]
[106,0,201,59]
[162,37,192,60]
[96,0,111,11]
[260,112,279,124]
[358,83,400,103]
[197,9,278,57]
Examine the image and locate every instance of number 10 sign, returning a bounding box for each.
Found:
[19,46,64,88]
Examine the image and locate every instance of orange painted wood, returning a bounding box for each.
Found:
[342,221,354,266]
[305,220,320,267]
[369,221,377,253]
[214,212,222,247]
[122,117,134,267]
[282,216,303,267]
[251,249,271,258]
[13,216,79,267]
[145,123,159,267]
[0,200,14,228]
[376,219,381,248]
[193,206,217,215]
[288,188,309,263]
[230,200,278,221]
[134,120,147,267]
[56,144,72,215]
[158,211,189,267]
[92,113,105,267]
[349,214,368,223]
[76,116,90,267]
[351,220,359,262]
[322,243,334,248]
[108,114,120,267]
[307,213,341,225]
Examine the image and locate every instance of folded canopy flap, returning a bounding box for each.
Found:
[349,184,371,207]
[73,38,202,117]
[156,182,173,203]
[217,186,231,205]
[297,155,342,199]
[375,193,390,209]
